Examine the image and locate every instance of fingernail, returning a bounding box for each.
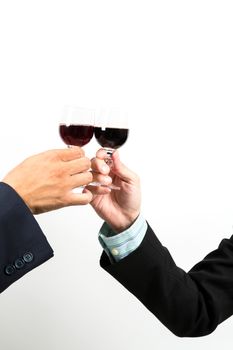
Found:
[103,176,112,183]
[101,164,109,173]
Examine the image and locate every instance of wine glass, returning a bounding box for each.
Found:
[59,105,96,192]
[59,105,119,190]
[59,105,94,147]
[94,108,129,167]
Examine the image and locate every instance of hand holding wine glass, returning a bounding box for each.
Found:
[94,108,129,167]
[90,148,141,233]
[58,105,113,191]
[59,106,129,191]
[59,105,97,192]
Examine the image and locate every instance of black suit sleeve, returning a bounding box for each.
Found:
[100,223,233,337]
[0,182,54,293]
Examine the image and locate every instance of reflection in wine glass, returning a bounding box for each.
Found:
[94,108,129,167]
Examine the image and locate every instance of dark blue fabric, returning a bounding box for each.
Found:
[0,182,53,293]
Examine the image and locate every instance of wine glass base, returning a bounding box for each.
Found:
[89,182,120,190]
[73,183,120,192]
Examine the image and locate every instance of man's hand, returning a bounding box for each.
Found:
[89,149,141,233]
[2,148,93,214]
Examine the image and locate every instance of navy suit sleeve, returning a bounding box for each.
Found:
[100,223,233,337]
[0,182,54,293]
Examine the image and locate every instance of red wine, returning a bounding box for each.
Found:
[94,127,129,149]
[59,124,94,146]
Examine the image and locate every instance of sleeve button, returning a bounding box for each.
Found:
[14,258,25,269]
[111,248,119,256]
[23,252,34,263]
[5,264,16,275]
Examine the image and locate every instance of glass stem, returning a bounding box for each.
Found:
[104,148,114,167]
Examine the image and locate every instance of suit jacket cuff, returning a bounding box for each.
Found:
[0,182,54,293]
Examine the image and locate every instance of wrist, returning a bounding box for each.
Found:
[2,180,33,213]
[107,211,140,233]
[99,214,147,262]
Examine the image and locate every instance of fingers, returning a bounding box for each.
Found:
[66,189,93,206]
[91,155,110,175]
[85,183,111,196]
[86,173,112,195]
[90,155,112,194]
[65,157,91,175]
[95,148,110,160]
[54,147,85,161]
[91,148,139,184]
[70,171,93,188]
[92,173,112,186]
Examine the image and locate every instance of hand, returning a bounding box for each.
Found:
[89,149,141,233]
[2,148,93,214]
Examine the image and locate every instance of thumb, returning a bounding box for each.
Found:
[111,151,136,183]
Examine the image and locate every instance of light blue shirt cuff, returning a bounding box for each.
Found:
[98,214,148,262]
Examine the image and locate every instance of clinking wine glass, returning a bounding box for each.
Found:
[59,105,121,190]
[94,108,129,167]
[59,105,99,191]
[59,105,94,148]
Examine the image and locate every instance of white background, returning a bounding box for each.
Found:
[1,0,233,349]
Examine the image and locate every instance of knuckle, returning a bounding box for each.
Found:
[80,195,92,205]
[79,148,85,157]
[90,157,96,167]
[50,149,60,160]
[85,171,93,182]
[82,157,91,170]
[51,166,66,180]
[72,146,85,158]
[72,147,85,158]
[60,194,71,206]
[95,158,104,170]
